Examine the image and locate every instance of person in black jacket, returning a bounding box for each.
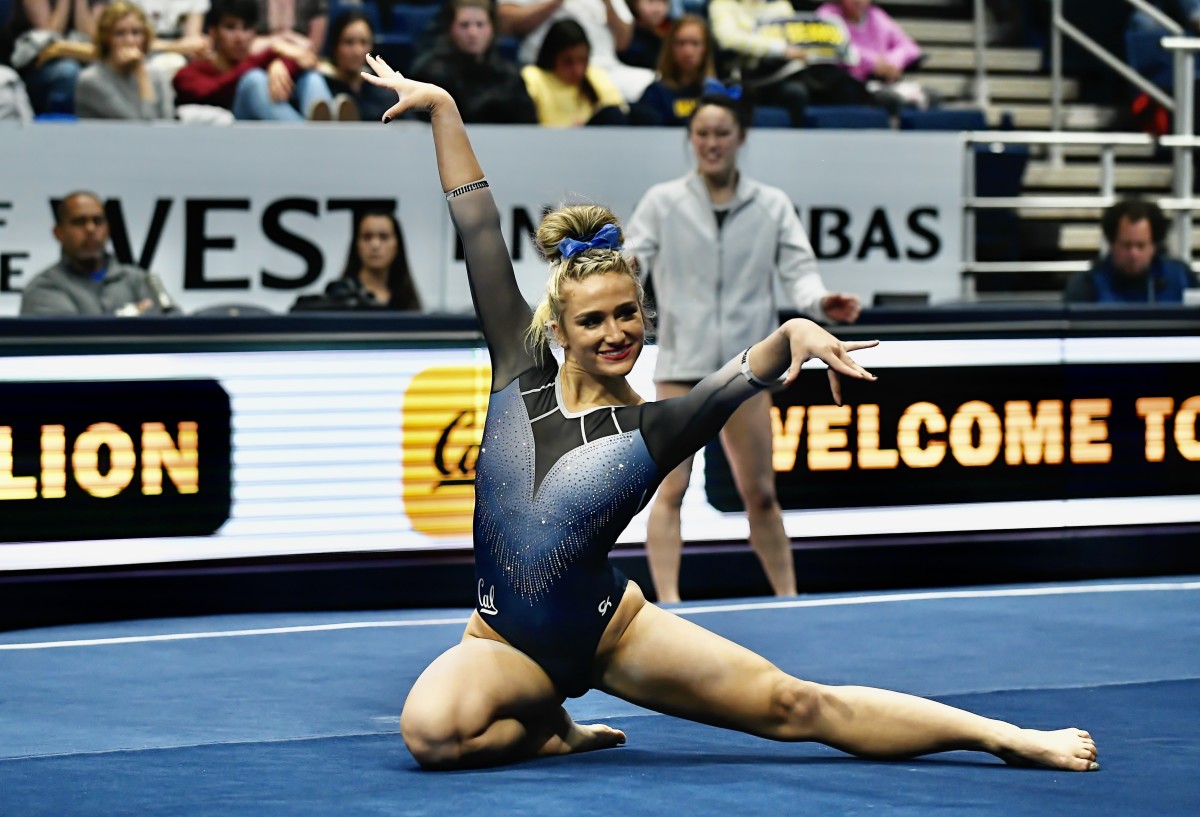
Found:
[409,0,537,124]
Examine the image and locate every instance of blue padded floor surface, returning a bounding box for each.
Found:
[2,577,1198,816]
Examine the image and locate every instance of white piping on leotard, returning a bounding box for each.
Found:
[611,407,622,434]
[520,382,555,396]
[528,406,559,424]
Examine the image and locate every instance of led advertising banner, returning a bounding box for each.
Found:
[705,361,1200,511]
[0,336,1196,573]
[0,379,231,541]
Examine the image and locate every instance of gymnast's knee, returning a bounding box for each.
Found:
[400,704,474,770]
[767,676,826,740]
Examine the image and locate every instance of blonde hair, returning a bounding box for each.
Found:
[95,1,151,59]
[525,205,650,361]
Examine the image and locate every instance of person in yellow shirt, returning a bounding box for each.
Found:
[521,19,628,126]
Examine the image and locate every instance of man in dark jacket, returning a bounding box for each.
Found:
[1064,199,1199,303]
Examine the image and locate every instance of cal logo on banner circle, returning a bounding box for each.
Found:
[401,364,491,536]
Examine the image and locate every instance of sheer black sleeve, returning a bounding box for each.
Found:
[446,181,540,391]
[639,353,764,473]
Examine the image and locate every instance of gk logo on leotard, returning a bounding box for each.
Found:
[478,579,499,616]
[598,596,612,616]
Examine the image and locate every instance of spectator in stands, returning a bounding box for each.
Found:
[338,209,422,310]
[708,0,872,127]
[320,8,396,121]
[21,191,179,316]
[1129,0,1200,35]
[816,0,934,114]
[76,1,177,119]
[625,93,861,602]
[1064,199,1200,304]
[637,14,726,126]
[251,0,326,59]
[521,18,630,126]
[174,0,342,120]
[409,0,537,124]
[0,65,36,121]
[6,0,104,114]
[617,0,670,70]
[498,0,654,101]
[138,0,211,77]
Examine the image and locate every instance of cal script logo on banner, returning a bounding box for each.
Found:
[401,364,491,536]
[0,379,232,542]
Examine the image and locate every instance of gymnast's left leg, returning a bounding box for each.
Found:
[595,582,1098,771]
[401,621,624,769]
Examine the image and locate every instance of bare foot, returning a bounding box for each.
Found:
[564,721,626,755]
[998,727,1099,771]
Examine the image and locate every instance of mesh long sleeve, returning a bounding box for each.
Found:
[447,182,539,390]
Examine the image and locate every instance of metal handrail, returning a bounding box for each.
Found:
[959,131,1196,291]
[1049,0,1182,166]
[1161,37,1200,260]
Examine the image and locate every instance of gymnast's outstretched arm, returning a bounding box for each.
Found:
[363,55,535,391]
[643,318,879,472]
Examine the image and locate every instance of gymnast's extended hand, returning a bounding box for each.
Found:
[361,53,451,121]
[361,53,485,196]
[748,318,879,405]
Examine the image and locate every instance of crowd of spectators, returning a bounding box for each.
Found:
[1,0,948,126]
[6,2,1200,314]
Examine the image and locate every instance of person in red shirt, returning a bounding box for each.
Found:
[173,0,338,120]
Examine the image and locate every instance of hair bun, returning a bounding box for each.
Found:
[535,205,623,263]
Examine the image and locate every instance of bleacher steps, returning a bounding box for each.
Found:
[922,46,1042,73]
[919,74,1081,101]
[985,103,1118,130]
[895,18,976,45]
[1023,161,1172,190]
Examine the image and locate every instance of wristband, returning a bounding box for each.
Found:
[740,348,775,388]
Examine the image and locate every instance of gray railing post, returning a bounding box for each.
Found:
[1175,47,1195,261]
[1050,0,1064,166]
[973,0,990,109]
[963,137,977,301]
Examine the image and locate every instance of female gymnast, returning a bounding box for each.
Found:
[362,54,1099,774]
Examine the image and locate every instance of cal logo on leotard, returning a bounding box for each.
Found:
[478,579,499,616]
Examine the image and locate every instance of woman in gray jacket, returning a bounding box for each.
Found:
[625,93,861,603]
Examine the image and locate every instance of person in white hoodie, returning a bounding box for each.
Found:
[625,92,861,603]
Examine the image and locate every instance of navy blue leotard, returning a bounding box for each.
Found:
[449,181,764,697]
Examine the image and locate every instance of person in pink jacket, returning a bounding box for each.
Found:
[816,0,934,112]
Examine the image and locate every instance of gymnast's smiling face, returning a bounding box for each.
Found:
[552,272,646,378]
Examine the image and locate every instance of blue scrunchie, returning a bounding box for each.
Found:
[557,223,622,259]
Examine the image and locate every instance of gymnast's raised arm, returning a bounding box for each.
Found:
[363,55,535,391]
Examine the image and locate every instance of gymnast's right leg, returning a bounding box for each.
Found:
[400,629,624,770]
